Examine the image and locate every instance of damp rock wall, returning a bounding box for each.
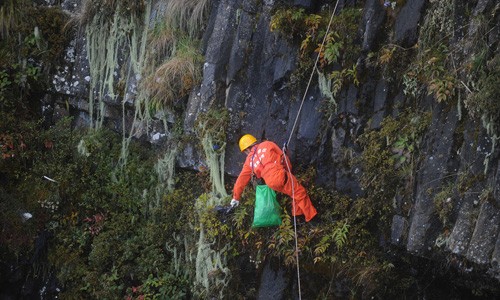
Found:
[51,0,499,286]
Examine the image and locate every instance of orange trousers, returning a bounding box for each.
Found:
[262,165,317,222]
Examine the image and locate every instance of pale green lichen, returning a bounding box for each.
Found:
[201,133,228,198]
[317,70,337,113]
[420,0,455,49]
[155,145,178,206]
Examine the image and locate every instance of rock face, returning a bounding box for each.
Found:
[54,0,499,289]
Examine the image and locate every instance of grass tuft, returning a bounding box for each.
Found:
[164,0,212,38]
[142,37,203,110]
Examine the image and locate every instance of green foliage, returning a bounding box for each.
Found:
[465,54,500,133]
[400,0,457,104]
[0,4,70,116]
[78,0,147,26]
[162,0,212,39]
[196,108,230,147]
[136,272,189,300]
[433,183,454,227]
[0,112,202,298]
[270,7,308,41]
[313,220,350,263]
[419,0,454,50]
[271,6,362,97]
[358,110,431,223]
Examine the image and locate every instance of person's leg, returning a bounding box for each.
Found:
[264,167,317,221]
[281,172,317,221]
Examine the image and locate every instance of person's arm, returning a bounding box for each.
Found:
[232,162,252,201]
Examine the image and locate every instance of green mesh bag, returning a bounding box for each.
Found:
[252,185,282,228]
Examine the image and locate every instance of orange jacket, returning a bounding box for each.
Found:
[232,141,290,200]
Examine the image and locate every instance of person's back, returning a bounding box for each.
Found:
[248,140,283,178]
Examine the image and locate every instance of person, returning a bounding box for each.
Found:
[230,134,317,222]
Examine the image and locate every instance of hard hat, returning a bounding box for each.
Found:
[239,134,257,152]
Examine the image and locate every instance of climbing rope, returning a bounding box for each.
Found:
[283,1,341,299]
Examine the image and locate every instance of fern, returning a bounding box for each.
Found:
[314,235,331,257]
[333,221,350,249]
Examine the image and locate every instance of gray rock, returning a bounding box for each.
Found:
[490,234,500,280]
[257,260,288,300]
[391,215,408,246]
[293,0,313,9]
[338,84,359,115]
[495,160,500,206]
[226,9,255,84]
[448,200,476,255]
[447,120,489,256]
[394,0,426,47]
[407,104,459,254]
[361,0,386,52]
[466,201,500,265]
[61,0,80,12]
[473,0,495,15]
[370,79,388,129]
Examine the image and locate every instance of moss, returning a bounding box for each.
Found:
[357,110,431,224]
[195,108,230,149]
[0,4,71,116]
[465,55,500,133]
[270,6,362,94]
[433,183,454,227]
[419,0,455,49]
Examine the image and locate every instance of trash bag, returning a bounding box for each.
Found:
[252,185,281,228]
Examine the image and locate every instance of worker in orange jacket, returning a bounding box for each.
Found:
[230,134,317,222]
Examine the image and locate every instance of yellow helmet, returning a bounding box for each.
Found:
[238,134,257,152]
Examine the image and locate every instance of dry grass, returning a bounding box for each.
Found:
[75,0,99,26]
[0,0,19,38]
[75,0,145,26]
[148,21,176,62]
[164,0,212,38]
[143,38,202,109]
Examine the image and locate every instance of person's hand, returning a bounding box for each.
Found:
[230,199,239,208]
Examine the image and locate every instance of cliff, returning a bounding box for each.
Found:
[1,0,499,298]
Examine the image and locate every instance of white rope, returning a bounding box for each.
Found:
[283,155,302,299]
[283,1,341,299]
[286,0,341,147]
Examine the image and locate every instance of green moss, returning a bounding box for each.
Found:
[433,183,454,227]
[271,6,362,94]
[0,4,70,116]
[357,110,431,224]
[457,171,485,196]
[465,55,500,131]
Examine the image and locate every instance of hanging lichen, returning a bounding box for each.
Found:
[196,108,230,198]
[190,108,231,297]
[317,70,336,114]
[194,194,231,298]
[85,2,132,128]
[154,145,178,206]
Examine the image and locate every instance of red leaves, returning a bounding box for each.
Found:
[44,139,53,149]
[1,133,15,158]
[83,213,105,236]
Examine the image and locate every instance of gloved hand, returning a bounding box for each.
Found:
[230,199,239,208]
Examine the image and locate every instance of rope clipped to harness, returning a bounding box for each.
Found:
[283,1,341,299]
